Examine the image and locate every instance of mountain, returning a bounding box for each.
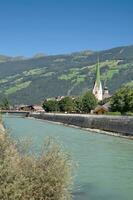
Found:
[0,45,133,104]
[0,55,12,63]
[33,53,47,58]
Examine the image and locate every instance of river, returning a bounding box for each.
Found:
[3,114,133,200]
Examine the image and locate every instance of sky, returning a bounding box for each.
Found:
[0,0,133,57]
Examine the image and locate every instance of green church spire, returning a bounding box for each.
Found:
[95,57,101,88]
[93,58,103,101]
[92,57,103,101]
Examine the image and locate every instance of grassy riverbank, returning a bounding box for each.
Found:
[0,119,73,200]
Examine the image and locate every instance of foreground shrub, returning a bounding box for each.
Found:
[0,134,72,200]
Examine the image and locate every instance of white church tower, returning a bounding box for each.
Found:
[93,59,103,101]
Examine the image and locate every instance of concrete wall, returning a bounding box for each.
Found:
[29,113,133,136]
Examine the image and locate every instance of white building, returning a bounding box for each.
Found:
[93,60,103,101]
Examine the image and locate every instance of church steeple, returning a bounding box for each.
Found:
[92,58,103,101]
[95,57,101,88]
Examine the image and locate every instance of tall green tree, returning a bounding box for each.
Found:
[43,100,59,112]
[111,87,133,114]
[59,97,74,113]
[73,97,82,113]
[81,91,97,113]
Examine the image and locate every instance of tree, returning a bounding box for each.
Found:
[81,91,97,113]
[59,97,74,113]
[43,100,59,112]
[73,97,82,113]
[110,87,133,114]
[0,97,10,110]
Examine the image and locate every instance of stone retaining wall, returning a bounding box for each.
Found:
[29,113,133,136]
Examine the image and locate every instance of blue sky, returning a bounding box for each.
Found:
[0,0,133,56]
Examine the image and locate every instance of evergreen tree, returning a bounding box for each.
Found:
[81,91,97,113]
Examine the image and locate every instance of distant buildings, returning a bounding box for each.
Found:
[103,86,111,99]
[93,105,108,115]
[19,105,44,112]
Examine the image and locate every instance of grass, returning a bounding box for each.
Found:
[59,70,86,86]
[72,55,88,61]
[106,112,133,116]
[69,68,80,71]
[5,81,31,95]
[13,77,23,84]
[89,60,120,72]
[126,112,133,116]
[41,72,56,77]
[72,75,86,84]
[0,74,21,84]
[101,69,119,80]
[0,79,8,84]
[7,74,20,80]
[59,60,121,84]
[125,81,133,87]
[120,62,133,70]
[54,58,66,62]
[0,133,73,200]
[106,112,121,116]
[58,71,79,81]
[23,68,46,76]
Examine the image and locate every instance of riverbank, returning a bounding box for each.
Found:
[29,113,133,138]
[0,119,5,140]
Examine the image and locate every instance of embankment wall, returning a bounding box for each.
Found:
[29,113,133,136]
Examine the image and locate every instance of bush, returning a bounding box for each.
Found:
[59,97,75,113]
[110,87,133,114]
[73,97,83,113]
[43,100,59,112]
[0,134,72,200]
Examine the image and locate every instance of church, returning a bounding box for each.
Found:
[92,60,110,101]
[92,59,103,101]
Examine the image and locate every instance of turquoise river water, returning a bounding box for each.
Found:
[3,114,133,200]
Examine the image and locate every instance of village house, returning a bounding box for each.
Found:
[19,105,44,112]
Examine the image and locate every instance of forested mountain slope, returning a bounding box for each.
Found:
[0,45,133,104]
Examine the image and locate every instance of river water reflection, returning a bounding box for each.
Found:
[3,114,133,200]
